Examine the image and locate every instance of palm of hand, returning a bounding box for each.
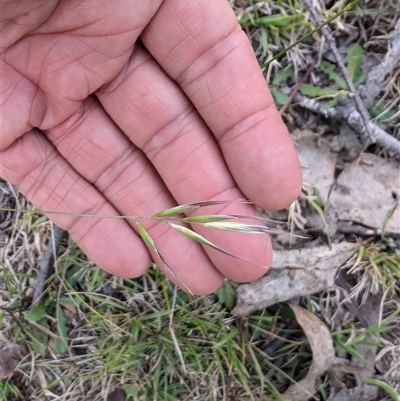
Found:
[1,0,301,294]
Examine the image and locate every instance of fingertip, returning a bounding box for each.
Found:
[224,231,272,284]
[224,107,302,211]
[68,218,152,278]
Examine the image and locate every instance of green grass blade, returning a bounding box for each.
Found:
[363,378,400,401]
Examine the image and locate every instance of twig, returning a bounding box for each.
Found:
[294,93,400,156]
[33,225,66,302]
[302,0,375,144]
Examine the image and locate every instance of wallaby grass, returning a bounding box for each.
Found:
[1,0,400,399]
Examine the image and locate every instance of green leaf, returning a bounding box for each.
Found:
[347,43,364,85]
[59,295,82,307]
[29,321,50,354]
[299,84,339,98]
[255,14,303,29]
[320,61,347,89]
[272,67,294,85]
[353,70,366,86]
[65,264,85,287]
[325,98,340,108]
[55,305,68,354]
[260,27,268,56]
[122,384,138,399]
[270,86,289,106]
[24,303,47,322]
[217,281,236,310]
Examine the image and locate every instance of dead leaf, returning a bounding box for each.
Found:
[232,243,358,317]
[0,340,24,379]
[293,130,337,203]
[330,153,400,234]
[283,303,335,401]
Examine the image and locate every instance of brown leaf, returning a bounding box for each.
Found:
[294,130,337,203]
[232,243,358,317]
[283,304,335,401]
[0,340,24,379]
[330,153,400,234]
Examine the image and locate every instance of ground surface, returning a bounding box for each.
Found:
[1,1,399,400]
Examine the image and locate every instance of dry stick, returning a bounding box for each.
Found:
[294,93,400,156]
[302,0,375,143]
[33,225,66,302]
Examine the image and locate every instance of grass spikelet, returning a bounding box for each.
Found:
[202,221,283,235]
[181,214,238,223]
[152,199,251,218]
[168,223,267,269]
[135,220,193,295]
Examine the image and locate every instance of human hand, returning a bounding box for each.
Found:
[1,0,301,294]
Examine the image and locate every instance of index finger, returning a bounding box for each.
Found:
[141,0,302,209]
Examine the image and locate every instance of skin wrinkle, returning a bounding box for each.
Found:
[68,199,111,243]
[0,0,59,52]
[34,0,157,37]
[48,101,143,188]
[142,104,195,159]
[175,24,241,86]
[23,145,66,207]
[95,147,146,195]
[218,106,276,145]
[95,48,145,94]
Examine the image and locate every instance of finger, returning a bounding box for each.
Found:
[0,0,57,53]
[2,0,162,142]
[97,46,272,283]
[0,130,152,277]
[141,0,302,210]
[45,96,224,295]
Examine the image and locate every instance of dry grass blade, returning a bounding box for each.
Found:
[167,223,268,269]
